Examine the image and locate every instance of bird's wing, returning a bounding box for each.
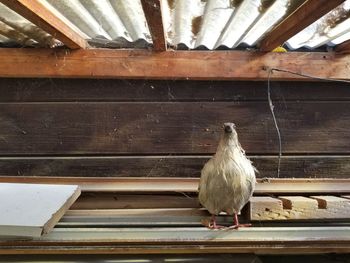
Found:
[198,158,214,202]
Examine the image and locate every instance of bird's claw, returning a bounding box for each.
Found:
[227,223,252,229]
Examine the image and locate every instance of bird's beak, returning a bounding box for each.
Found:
[224,126,233,133]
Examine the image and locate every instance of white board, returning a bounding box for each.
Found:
[0,183,80,238]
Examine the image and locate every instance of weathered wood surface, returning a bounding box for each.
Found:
[259,0,345,51]
[0,0,87,49]
[1,227,349,254]
[1,177,349,194]
[0,102,349,154]
[0,156,349,178]
[251,196,350,220]
[1,79,350,102]
[2,49,350,80]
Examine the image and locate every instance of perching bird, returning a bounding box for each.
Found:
[198,123,256,229]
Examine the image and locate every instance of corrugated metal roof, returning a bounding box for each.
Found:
[286,0,350,49]
[0,0,350,50]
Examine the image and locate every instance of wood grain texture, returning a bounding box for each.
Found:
[1,79,350,102]
[1,177,349,194]
[335,39,350,54]
[1,49,350,80]
[0,0,87,49]
[140,0,166,51]
[250,196,350,220]
[0,156,349,178]
[1,227,349,255]
[0,102,349,154]
[259,0,345,51]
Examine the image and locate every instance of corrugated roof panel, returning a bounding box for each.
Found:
[0,2,62,47]
[286,0,350,49]
[0,0,349,50]
[162,0,306,50]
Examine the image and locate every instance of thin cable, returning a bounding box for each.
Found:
[270,67,350,83]
[265,67,350,178]
[267,69,282,178]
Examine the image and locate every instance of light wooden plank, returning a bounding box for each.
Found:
[1,49,350,80]
[259,0,345,51]
[0,183,80,237]
[251,196,350,220]
[2,227,350,255]
[0,0,87,49]
[140,0,166,51]
[1,177,350,194]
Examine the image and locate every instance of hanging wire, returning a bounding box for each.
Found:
[267,69,281,178]
[266,67,350,178]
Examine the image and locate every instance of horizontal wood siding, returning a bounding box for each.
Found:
[0,156,348,178]
[0,79,349,178]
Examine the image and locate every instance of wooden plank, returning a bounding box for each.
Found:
[250,197,284,220]
[1,177,349,194]
[335,40,350,54]
[141,0,166,51]
[1,49,350,80]
[2,79,350,102]
[0,156,349,178]
[251,196,350,220]
[0,227,349,255]
[0,255,262,262]
[259,0,345,51]
[0,0,87,49]
[0,183,80,237]
[0,102,349,154]
[71,193,200,210]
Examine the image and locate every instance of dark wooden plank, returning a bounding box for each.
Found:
[335,39,350,54]
[71,193,200,210]
[259,0,345,51]
[0,156,349,178]
[0,0,87,49]
[1,49,350,80]
[140,0,166,51]
[1,79,350,102]
[0,102,349,154]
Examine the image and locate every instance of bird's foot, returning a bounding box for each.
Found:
[208,223,226,230]
[201,217,226,230]
[227,223,252,230]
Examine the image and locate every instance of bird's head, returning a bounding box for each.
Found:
[223,122,236,135]
[221,122,239,146]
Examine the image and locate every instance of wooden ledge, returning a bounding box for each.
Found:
[1,49,350,80]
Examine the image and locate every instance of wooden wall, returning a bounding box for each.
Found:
[0,78,349,178]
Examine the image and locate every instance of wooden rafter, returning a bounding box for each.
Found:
[1,49,350,80]
[0,0,87,49]
[335,40,350,53]
[259,0,345,51]
[140,0,166,51]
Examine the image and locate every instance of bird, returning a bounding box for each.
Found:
[198,122,256,229]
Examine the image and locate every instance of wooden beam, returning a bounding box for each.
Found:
[1,227,350,254]
[140,0,166,51]
[259,0,345,51]
[0,176,349,194]
[335,40,350,53]
[0,0,87,49]
[1,49,350,80]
